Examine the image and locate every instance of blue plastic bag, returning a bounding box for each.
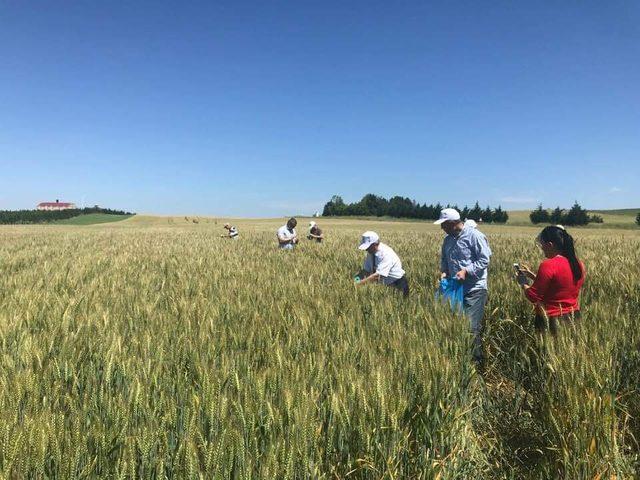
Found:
[435,278,464,312]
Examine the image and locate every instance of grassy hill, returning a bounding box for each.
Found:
[591,208,640,217]
[54,213,134,225]
[507,208,639,228]
[51,209,637,229]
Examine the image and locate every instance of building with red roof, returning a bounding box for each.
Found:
[37,200,76,211]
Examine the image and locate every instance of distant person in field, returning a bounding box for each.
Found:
[436,208,492,363]
[355,231,409,297]
[516,225,585,334]
[277,218,299,250]
[221,223,239,239]
[307,221,324,243]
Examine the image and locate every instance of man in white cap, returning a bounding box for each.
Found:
[356,231,409,297]
[221,223,239,239]
[307,221,324,243]
[435,208,492,363]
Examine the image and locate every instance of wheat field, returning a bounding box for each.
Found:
[0,217,638,478]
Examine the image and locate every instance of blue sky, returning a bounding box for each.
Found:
[1,1,638,216]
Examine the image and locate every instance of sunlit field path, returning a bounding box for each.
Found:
[1,217,639,478]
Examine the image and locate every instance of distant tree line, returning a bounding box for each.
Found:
[636,211,640,227]
[322,194,509,223]
[529,203,603,226]
[0,207,134,224]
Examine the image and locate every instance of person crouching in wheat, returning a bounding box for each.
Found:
[221,223,239,239]
[354,231,409,297]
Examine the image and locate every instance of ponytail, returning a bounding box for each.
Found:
[538,226,583,282]
[559,229,582,282]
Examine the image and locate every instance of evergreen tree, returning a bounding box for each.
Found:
[493,205,508,223]
[0,207,133,225]
[359,194,388,216]
[434,203,443,219]
[320,195,508,223]
[322,195,345,216]
[564,201,589,226]
[482,206,494,223]
[550,207,564,225]
[468,202,483,221]
[529,204,550,224]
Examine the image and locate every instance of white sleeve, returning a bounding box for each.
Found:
[375,253,393,277]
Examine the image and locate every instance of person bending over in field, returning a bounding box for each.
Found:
[307,221,324,243]
[515,225,585,335]
[436,208,492,364]
[221,223,239,239]
[277,218,299,250]
[355,231,409,297]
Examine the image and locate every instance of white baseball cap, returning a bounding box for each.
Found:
[309,221,317,227]
[434,208,461,225]
[358,231,380,250]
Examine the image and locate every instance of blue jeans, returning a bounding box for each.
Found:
[464,289,488,362]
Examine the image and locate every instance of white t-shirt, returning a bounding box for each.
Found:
[229,226,239,238]
[363,242,405,285]
[277,225,297,247]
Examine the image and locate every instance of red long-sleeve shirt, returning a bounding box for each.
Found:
[525,255,585,317]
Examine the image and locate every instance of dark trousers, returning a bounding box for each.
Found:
[534,311,581,335]
[389,276,409,297]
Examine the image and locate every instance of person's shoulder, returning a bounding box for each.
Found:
[379,242,397,255]
[466,227,486,240]
[552,255,569,265]
[538,256,559,272]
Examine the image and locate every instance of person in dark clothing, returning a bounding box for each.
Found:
[307,221,324,243]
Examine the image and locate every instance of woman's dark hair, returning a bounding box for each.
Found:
[538,226,583,282]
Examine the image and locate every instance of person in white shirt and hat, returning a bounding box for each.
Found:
[307,221,324,243]
[355,231,409,297]
[221,223,239,239]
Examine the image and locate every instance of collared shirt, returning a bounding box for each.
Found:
[277,225,297,248]
[363,242,405,285]
[440,225,491,293]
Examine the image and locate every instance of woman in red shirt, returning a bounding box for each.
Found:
[517,225,585,334]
